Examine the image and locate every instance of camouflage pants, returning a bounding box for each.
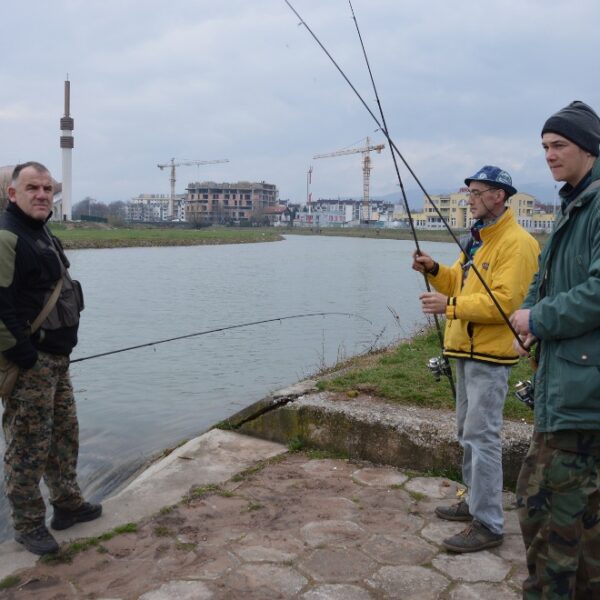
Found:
[2,351,83,533]
[516,431,600,599]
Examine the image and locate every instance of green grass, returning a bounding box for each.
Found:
[184,483,235,503]
[283,227,550,248]
[317,325,534,422]
[287,437,349,460]
[47,222,548,250]
[0,575,20,590]
[407,490,427,502]
[153,525,172,537]
[40,523,138,565]
[48,224,282,248]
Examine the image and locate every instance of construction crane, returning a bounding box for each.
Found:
[313,137,384,223]
[157,157,229,219]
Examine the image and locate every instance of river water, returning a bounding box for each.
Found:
[0,234,456,541]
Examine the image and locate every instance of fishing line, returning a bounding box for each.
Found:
[347,0,455,397]
[71,312,372,363]
[283,0,528,354]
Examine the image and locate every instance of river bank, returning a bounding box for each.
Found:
[48,223,283,249]
[49,223,549,250]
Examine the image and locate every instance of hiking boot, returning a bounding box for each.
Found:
[435,500,472,522]
[51,501,103,531]
[15,524,59,556]
[442,520,503,553]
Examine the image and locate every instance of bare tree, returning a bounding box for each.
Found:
[0,174,10,211]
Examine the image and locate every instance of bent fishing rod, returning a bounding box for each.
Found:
[283,0,529,356]
[70,312,372,363]
[347,1,455,397]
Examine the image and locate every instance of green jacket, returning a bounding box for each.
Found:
[525,157,600,432]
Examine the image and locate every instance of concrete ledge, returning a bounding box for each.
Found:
[0,429,286,580]
[235,391,533,486]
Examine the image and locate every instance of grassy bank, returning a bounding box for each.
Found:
[48,224,282,249]
[47,222,549,250]
[283,227,457,243]
[317,325,534,423]
[283,226,550,247]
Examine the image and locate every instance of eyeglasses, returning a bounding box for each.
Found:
[467,187,497,199]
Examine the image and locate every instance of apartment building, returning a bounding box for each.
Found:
[296,198,395,227]
[408,188,552,232]
[126,193,186,222]
[185,181,278,225]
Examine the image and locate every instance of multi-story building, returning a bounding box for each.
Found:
[185,181,278,225]
[296,198,395,228]
[520,211,556,233]
[126,193,186,222]
[409,188,551,231]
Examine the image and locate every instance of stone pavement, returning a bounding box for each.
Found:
[0,433,527,599]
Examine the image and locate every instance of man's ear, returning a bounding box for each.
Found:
[7,186,16,203]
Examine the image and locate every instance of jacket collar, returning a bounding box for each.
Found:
[6,201,52,230]
[478,207,515,242]
[554,157,600,229]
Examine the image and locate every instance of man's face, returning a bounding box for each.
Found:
[8,166,54,221]
[542,132,594,187]
[467,182,504,220]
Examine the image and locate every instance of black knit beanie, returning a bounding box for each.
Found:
[541,101,600,156]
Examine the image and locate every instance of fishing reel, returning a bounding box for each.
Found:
[514,380,534,409]
[427,356,452,382]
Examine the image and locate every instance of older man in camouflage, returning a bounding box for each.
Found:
[0,162,101,555]
[511,101,600,598]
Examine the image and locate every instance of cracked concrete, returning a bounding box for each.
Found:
[0,431,526,599]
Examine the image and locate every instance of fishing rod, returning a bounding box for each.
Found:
[71,312,372,363]
[283,0,529,355]
[347,1,454,397]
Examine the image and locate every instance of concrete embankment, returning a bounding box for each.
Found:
[0,380,533,598]
[225,379,532,487]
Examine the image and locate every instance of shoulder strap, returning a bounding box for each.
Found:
[30,278,63,333]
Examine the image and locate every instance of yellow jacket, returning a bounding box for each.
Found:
[429,208,539,365]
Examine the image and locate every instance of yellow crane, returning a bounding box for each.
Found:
[157,157,229,219]
[313,137,384,223]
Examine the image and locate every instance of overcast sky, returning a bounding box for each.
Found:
[2,0,599,206]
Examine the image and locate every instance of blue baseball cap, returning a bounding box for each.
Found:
[464,165,517,198]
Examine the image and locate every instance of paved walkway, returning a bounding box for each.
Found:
[0,430,527,599]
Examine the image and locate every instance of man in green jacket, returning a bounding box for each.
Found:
[511,101,600,599]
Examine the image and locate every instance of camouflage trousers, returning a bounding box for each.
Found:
[2,351,83,533]
[516,431,600,599]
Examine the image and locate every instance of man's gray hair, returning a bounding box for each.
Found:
[11,162,50,185]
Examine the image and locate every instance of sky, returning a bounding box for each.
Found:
[2,0,599,207]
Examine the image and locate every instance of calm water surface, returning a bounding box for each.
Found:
[0,235,456,541]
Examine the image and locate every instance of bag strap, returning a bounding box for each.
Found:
[30,279,64,333]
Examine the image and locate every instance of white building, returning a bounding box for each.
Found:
[126,193,186,222]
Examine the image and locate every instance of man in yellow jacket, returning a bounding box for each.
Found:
[412,165,539,553]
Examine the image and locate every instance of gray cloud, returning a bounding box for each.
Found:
[1,0,599,205]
